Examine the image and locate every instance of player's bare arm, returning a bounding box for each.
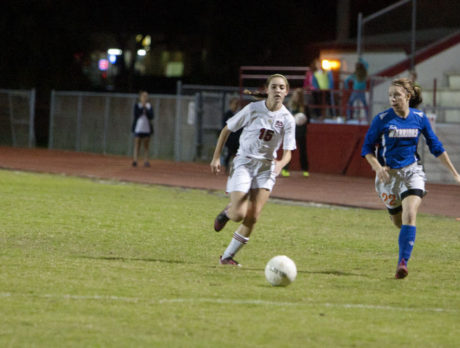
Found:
[275,150,292,176]
[210,126,232,174]
[365,153,389,183]
[437,151,460,184]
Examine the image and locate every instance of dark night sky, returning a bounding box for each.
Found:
[1,0,460,91]
[2,0,459,146]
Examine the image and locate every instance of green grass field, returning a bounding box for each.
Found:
[1,169,459,347]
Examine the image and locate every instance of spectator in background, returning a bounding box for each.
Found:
[281,88,310,177]
[303,61,316,119]
[131,91,154,167]
[222,97,241,173]
[345,58,369,122]
[308,58,335,119]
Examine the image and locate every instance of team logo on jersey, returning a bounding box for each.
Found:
[274,120,284,129]
[388,125,418,138]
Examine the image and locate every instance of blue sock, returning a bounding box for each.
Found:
[398,225,416,263]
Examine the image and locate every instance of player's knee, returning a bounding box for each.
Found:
[403,210,417,225]
[243,213,259,226]
[229,208,245,222]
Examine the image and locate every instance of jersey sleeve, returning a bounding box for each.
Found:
[421,114,445,157]
[361,115,381,157]
[226,103,251,132]
[283,116,297,151]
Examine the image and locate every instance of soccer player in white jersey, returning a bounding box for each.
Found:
[362,78,460,279]
[210,74,296,266]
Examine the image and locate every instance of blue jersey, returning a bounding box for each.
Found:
[361,108,445,169]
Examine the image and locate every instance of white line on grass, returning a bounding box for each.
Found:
[1,292,456,313]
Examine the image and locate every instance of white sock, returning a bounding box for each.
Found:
[222,232,249,259]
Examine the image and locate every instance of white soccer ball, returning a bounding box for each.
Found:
[294,113,307,126]
[265,255,297,287]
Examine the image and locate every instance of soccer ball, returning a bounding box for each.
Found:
[294,112,307,126]
[264,255,297,287]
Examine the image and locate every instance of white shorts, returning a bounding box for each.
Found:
[375,162,426,213]
[226,155,276,193]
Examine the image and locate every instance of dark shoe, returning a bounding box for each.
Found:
[214,204,230,232]
[219,256,241,267]
[144,161,150,167]
[395,259,408,279]
[132,161,137,167]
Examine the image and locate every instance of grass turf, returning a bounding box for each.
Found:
[1,169,459,347]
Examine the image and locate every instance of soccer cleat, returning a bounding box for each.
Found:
[132,161,137,167]
[214,205,230,232]
[220,256,241,267]
[395,259,408,279]
[144,161,151,167]
[302,171,310,177]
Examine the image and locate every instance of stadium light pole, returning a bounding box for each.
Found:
[410,0,416,71]
[357,0,416,71]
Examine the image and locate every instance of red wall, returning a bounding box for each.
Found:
[287,124,374,177]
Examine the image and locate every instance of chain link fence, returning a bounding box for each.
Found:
[0,89,36,147]
[177,83,244,161]
[4,82,458,183]
[48,90,195,161]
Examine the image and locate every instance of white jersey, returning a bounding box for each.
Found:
[226,100,296,160]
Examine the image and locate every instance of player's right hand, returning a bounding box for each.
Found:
[377,166,390,183]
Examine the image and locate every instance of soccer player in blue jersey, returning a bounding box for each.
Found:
[362,78,460,279]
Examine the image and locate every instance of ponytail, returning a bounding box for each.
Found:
[243,74,289,100]
[391,78,422,108]
[410,85,423,108]
[243,89,268,100]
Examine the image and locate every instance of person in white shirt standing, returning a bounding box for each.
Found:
[210,74,296,266]
[132,91,154,167]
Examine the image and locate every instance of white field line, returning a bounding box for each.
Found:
[0,292,456,313]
